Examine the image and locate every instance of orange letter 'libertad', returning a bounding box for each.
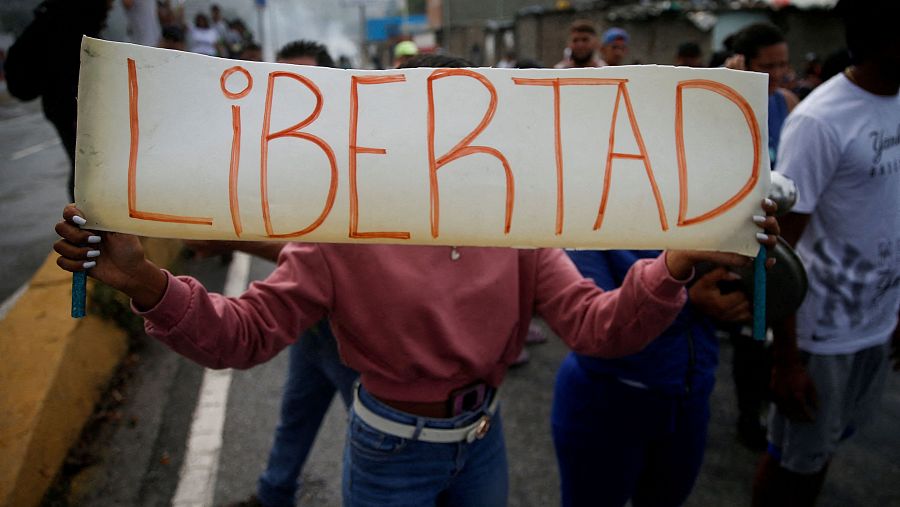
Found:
[427,69,514,238]
[260,71,338,238]
[674,80,761,226]
[220,65,253,237]
[349,75,410,239]
[512,77,628,235]
[127,58,213,226]
[594,82,668,232]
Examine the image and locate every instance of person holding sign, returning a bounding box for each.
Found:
[55,53,780,507]
[554,20,605,69]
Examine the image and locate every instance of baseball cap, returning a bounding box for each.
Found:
[394,41,419,58]
[601,27,629,46]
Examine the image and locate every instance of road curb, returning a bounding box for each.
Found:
[0,239,183,507]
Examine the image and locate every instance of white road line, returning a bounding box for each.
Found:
[171,252,251,507]
[0,112,44,128]
[10,137,61,161]
[0,281,30,321]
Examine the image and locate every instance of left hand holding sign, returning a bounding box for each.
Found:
[665,198,779,280]
[55,204,168,310]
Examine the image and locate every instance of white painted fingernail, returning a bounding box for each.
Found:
[86,250,100,258]
[87,235,101,244]
[764,198,775,208]
[72,215,87,226]
[756,233,770,241]
[83,261,96,269]
[752,215,767,224]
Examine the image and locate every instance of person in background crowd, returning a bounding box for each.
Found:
[555,19,603,69]
[792,52,823,100]
[4,0,112,201]
[723,22,799,451]
[210,3,229,40]
[598,27,629,66]
[188,12,221,57]
[675,41,704,67]
[159,25,186,51]
[727,23,799,166]
[553,249,752,507]
[392,40,418,68]
[221,40,357,507]
[122,0,160,47]
[754,1,900,505]
[496,49,517,68]
[239,42,262,62]
[157,0,184,41]
[708,34,736,68]
[223,19,251,58]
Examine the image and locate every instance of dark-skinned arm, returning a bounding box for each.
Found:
[770,211,819,421]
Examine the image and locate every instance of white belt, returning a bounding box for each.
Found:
[352,384,500,444]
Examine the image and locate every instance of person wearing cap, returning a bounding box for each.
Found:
[555,20,604,68]
[393,40,418,68]
[599,27,629,66]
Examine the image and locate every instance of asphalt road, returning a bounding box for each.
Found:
[0,85,71,307]
[60,251,900,507]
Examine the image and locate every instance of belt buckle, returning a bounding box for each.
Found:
[466,415,491,443]
[449,382,488,416]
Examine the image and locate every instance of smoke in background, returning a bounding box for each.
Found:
[198,0,362,64]
[0,0,367,65]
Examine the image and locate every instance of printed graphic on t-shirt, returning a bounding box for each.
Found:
[874,238,900,307]
[808,237,898,340]
[869,123,900,178]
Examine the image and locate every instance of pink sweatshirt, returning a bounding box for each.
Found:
[137,244,688,402]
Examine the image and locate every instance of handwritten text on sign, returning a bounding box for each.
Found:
[75,38,770,255]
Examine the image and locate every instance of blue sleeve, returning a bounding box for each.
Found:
[565,250,618,291]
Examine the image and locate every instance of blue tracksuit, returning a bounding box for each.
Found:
[552,250,718,507]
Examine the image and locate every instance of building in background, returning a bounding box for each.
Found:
[432,0,842,69]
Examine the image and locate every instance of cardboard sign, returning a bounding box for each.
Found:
[75,37,770,255]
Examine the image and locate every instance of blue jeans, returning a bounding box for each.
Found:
[342,385,508,507]
[257,321,359,507]
[552,353,712,507]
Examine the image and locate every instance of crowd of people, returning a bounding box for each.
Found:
[3,0,894,505]
[129,0,260,60]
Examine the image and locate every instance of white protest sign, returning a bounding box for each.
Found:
[75,37,770,255]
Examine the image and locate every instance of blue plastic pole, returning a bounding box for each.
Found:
[753,246,766,341]
[72,271,87,318]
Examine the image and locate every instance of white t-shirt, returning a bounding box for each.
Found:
[189,26,220,57]
[776,73,900,355]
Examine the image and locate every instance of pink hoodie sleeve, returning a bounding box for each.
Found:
[535,249,688,357]
[134,244,333,369]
